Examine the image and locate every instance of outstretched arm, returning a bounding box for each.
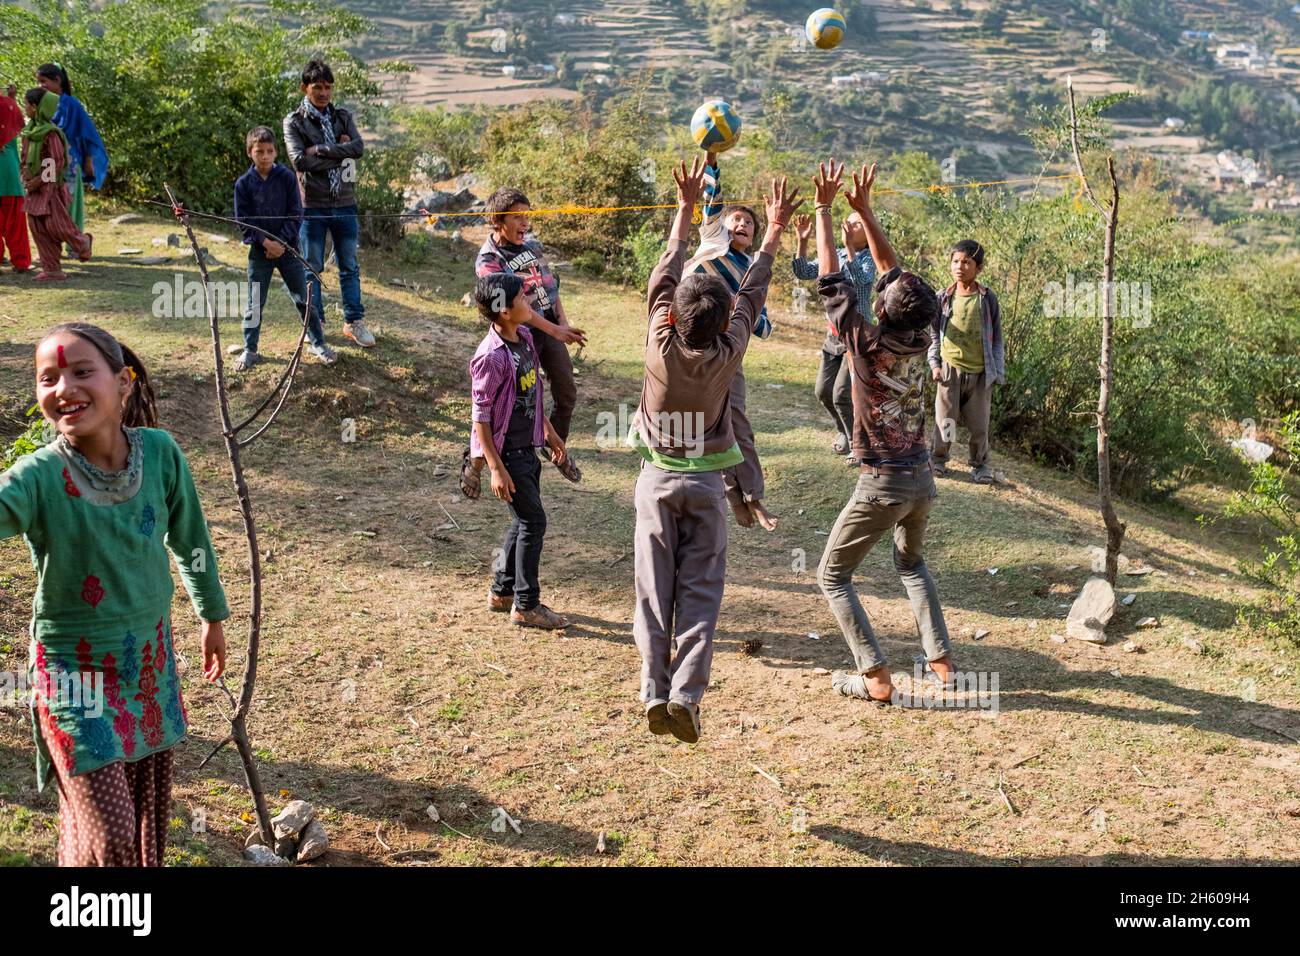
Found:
[813,159,845,277]
[844,162,897,274]
[813,159,863,338]
[671,156,706,243]
[757,175,802,260]
[648,157,707,333]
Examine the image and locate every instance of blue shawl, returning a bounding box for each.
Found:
[52,94,108,190]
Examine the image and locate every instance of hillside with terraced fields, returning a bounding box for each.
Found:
[310,0,1300,206]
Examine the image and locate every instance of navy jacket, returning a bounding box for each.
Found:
[233,163,303,247]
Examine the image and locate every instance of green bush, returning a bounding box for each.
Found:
[3,406,49,471]
[0,0,405,239]
[1215,412,1300,647]
[480,100,658,266]
[619,219,667,289]
[398,230,438,265]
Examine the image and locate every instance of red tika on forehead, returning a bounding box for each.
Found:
[56,345,67,368]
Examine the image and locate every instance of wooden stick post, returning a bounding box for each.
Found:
[1065,78,1126,586]
[163,184,316,846]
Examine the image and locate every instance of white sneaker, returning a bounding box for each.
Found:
[343,320,376,348]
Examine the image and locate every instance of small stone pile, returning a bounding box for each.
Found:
[242,799,329,866]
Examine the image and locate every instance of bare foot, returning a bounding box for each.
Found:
[730,497,755,528]
[865,666,894,701]
[929,655,956,686]
[748,500,778,532]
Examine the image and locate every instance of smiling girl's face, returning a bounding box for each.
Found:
[36,333,131,441]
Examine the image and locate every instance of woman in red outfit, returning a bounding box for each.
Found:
[0,86,32,273]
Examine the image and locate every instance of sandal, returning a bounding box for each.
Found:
[459,446,482,501]
[542,444,581,483]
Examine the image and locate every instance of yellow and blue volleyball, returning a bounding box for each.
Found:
[690,100,742,154]
[805,8,847,50]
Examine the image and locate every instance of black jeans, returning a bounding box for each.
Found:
[535,331,576,442]
[490,448,547,611]
[814,337,854,441]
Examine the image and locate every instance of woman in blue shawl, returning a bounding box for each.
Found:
[35,64,108,233]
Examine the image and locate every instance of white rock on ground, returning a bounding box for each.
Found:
[271,799,315,840]
[296,819,329,862]
[243,845,290,866]
[1067,576,1115,643]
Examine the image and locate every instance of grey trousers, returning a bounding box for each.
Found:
[633,463,728,706]
[817,466,951,674]
[931,363,992,468]
[814,341,854,440]
[723,370,765,507]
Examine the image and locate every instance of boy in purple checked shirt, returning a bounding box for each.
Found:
[469,271,571,630]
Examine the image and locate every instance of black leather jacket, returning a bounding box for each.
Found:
[282,103,364,208]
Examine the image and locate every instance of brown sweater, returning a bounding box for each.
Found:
[637,238,773,465]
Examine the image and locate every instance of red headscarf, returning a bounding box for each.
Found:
[0,94,23,150]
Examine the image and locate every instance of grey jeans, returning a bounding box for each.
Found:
[632,464,728,706]
[817,465,950,674]
[931,363,992,468]
[723,370,765,507]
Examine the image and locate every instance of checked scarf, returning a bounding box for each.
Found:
[299,96,341,198]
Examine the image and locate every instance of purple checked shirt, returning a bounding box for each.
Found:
[469,325,545,457]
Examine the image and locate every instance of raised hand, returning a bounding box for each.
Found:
[764,175,803,229]
[672,156,707,208]
[845,161,878,216]
[813,158,845,208]
[795,214,813,242]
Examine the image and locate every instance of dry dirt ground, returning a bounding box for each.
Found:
[0,209,1297,866]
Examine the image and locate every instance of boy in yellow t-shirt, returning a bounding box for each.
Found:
[927,240,1004,484]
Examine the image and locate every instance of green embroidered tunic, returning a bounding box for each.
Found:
[0,428,229,789]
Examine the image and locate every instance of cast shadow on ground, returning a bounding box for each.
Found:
[809,825,1293,866]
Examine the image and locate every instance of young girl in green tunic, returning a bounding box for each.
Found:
[0,323,229,866]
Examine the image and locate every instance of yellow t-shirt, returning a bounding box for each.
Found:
[940,291,984,373]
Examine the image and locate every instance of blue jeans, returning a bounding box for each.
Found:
[243,243,325,352]
[300,204,364,326]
